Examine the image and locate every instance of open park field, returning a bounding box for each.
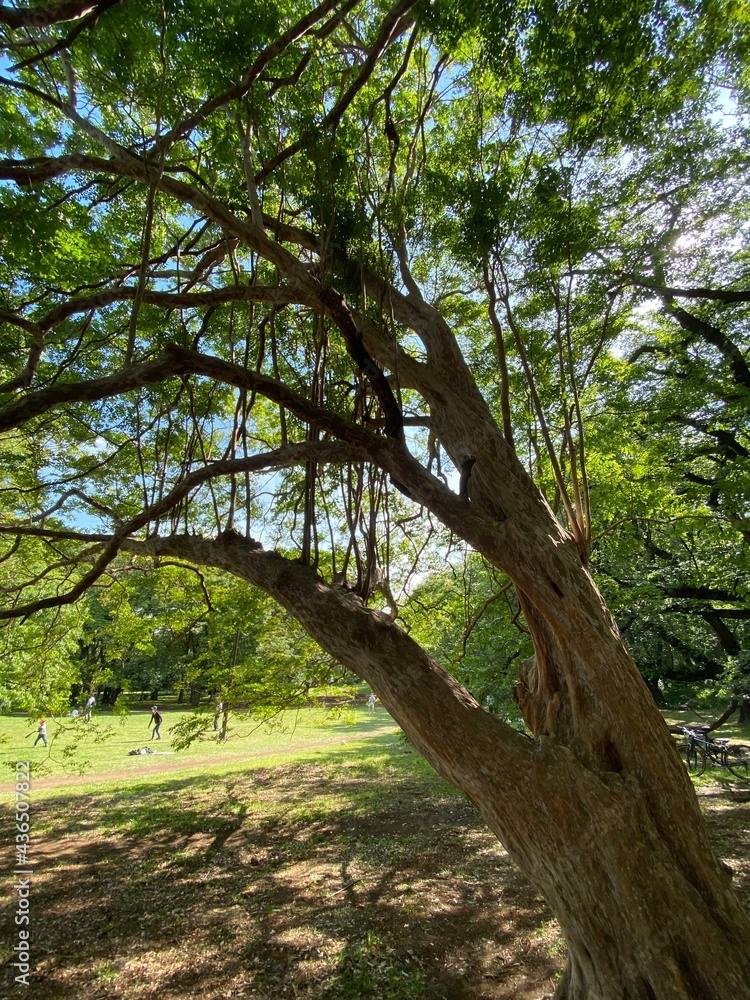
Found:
[1,705,749,1000]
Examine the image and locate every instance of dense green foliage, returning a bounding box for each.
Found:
[0,0,747,720]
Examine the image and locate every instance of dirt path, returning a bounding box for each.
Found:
[2,724,399,793]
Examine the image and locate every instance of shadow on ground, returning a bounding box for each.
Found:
[1,736,747,999]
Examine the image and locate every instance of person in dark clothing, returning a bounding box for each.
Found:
[149,706,163,741]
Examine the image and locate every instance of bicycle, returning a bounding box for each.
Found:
[676,727,750,780]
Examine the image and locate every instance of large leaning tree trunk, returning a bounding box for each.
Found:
[123,288,750,1000]
[132,528,750,1000]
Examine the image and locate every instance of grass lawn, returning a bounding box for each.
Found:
[0,702,397,788]
[0,707,748,1000]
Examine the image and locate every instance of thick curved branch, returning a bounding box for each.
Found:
[662,605,747,655]
[0,152,447,391]
[1,286,296,391]
[0,150,317,284]
[0,313,45,392]
[0,525,112,543]
[0,345,393,460]
[645,624,725,680]
[0,348,195,431]
[627,277,750,303]
[699,611,741,657]
[320,285,404,442]
[670,306,750,390]
[0,0,116,29]
[669,416,749,459]
[0,440,366,621]
[9,0,125,70]
[618,274,750,389]
[257,211,463,380]
[0,339,520,615]
[0,522,129,620]
[663,584,747,603]
[627,343,672,365]
[1,283,316,348]
[126,532,535,789]
[0,157,530,591]
[64,283,313,319]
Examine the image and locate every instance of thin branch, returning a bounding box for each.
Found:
[454,581,514,664]
[153,0,349,153]
[484,268,514,449]
[0,316,45,392]
[153,561,216,613]
[668,306,750,390]
[31,488,121,525]
[256,0,417,181]
[495,263,582,551]
[0,345,386,454]
[590,513,715,544]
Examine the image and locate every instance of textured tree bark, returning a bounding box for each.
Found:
[0,1,111,30]
[134,532,750,1000]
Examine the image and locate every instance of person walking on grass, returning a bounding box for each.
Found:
[84,693,96,723]
[149,705,163,741]
[368,692,376,713]
[33,718,48,747]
